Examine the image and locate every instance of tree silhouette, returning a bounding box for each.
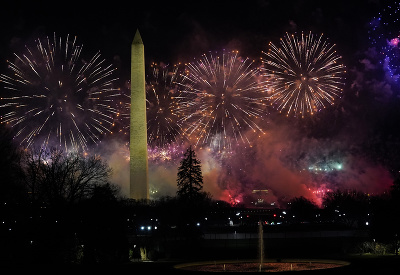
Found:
[0,124,24,203]
[176,146,203,199]
[289,196,317,223]
[323,190,370,228]
[21,148,112,206]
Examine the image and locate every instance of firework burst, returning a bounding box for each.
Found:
[262,32,346,118]
[146,62,186,148]
[0,34,119,151]
[177,50,268,152]
[113,63,186,162]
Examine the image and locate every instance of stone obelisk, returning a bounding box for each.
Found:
[130,30,149,200]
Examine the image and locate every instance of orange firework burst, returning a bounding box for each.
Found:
[262,32,346,118]
[177,50,269,152]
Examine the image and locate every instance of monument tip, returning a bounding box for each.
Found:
[132,29,143,45]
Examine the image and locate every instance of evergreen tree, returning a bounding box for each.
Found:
[176,146,203,199]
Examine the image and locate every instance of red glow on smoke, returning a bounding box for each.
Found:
[220,190,242,206]
[307,185,332,207]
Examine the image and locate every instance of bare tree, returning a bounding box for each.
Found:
[21,148,112,206]
[0,125,24,202]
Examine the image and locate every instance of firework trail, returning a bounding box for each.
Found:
[369,2,400,81]
[262,32,346,118]
[177,50,269,152]
[0,34,119,151]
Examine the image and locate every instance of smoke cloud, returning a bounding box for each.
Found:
[97,44,396,208]
[99,103,394,208]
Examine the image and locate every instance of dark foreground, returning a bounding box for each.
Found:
[1,255,399,274]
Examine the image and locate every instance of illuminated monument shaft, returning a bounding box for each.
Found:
[130,30,149,200]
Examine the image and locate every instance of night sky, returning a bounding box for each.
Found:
[1,0,399,206]
[0,0,378,72]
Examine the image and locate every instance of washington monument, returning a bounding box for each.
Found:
[130,30,149,200]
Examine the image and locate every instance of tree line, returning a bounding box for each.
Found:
[1,123,400,263]
[0,125,209,264]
